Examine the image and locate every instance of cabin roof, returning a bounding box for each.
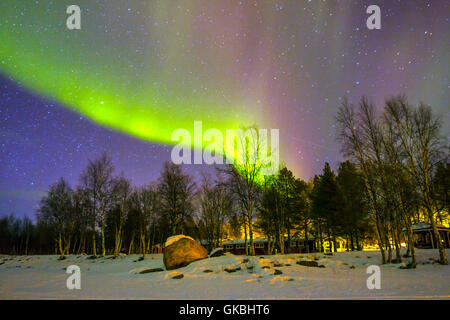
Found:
[409,222,450,232]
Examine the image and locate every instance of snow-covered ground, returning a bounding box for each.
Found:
[0,249,449,299]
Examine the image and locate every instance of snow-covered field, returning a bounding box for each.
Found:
[0,249,449,299]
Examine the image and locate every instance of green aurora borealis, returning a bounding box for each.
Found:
[1,1,449,180]
[0,1,260,146]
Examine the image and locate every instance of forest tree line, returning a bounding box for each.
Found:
[0,95,448,267]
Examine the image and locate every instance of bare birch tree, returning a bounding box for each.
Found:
[80,152,114,257]
[385,96,448,265]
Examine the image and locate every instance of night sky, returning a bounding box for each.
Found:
[0,1,449,218]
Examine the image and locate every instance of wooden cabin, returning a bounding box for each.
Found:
[222,237,317,255]
[151,244,164,254]
[410,222,450,249]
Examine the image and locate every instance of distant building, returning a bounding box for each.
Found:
[152,234,381,255]
[222,237,317,255]
[151,244,164,254]
[409,222,450,249]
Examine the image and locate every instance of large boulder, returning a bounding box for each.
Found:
[163,235,208,270]
[165,235,195,247]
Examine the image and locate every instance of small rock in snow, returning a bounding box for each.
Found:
[139,268,164,274]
